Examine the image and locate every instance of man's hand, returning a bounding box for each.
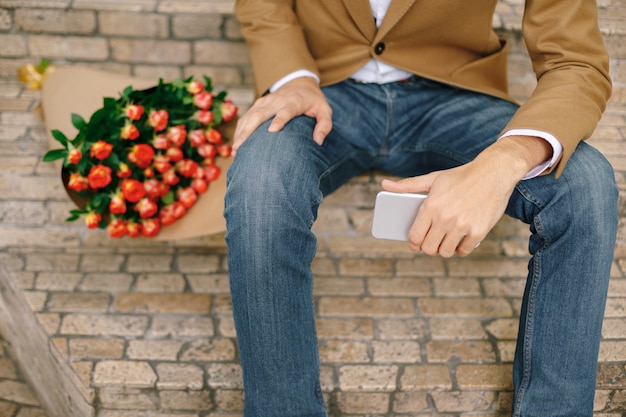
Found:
[382,136,552,257]
[232,77,333,154]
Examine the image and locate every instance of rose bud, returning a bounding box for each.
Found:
[120,122,140,140]
[107,218,127,238]
[177,186,198,209]
[109,192,127,215]
[116,163,133,179]
[143,178,162,200]
[162,168,180,186]
[186,80,204,95]
[192,178,208,194]
[128,143,155,168]
[204,164,221,182]
[148,109,169,132]
[143,167,155,178]
[165,146,184,162]
[152,134,170,150]
[159,182,170,197]
[121,179,146,203]
[196,110,214,125]
[176,159,199,178]
[172,201,187,219]
[197,143,217,159]
[189,129,206,147]
[153,154,172,173]
[135,197,158,219]
[220,99,238,123]
[193,165,205,179]
[193,91,213,110]
[68,149,82,164]
[68,173,89,192]
[84,212,102,229]
[126,220,142,238]
[217,143,232,158]
[125,104,144,121]
[206,128,223,144]
[90,140,114,160]
[166,125,187,147]
[87,164,113,189]
[141,218,161,237]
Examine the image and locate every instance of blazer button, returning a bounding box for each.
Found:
[374,42,385,55]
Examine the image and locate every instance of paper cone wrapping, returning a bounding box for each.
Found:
[40,67,233,241]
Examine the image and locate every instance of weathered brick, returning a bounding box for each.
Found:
[179,338,236,362]
[426,340,497,363]
[93,361,157,388]
[110,38,190,64]
[15,9,96,34]
[149,315,214,338]
[336,392,390,414]
[319,296,414,317]
[127,340,184,361]
[157,1,235,14]
[134,273,185,293]
[429,318,489,340]
[432,391,496,413]
[69,337,125,359]
[376,318,427,340]
[418,298,513,318]
[372,340,421,363]
[98,12,168,38]
[316,318,374,340]
[28,34,108,60]
[79,273,133,292]
[171,14,223,39]
[156,363,204,390]
[319,340,369,363]
[126,254,173,272]
[114,293,211,314]
[0,35,27,57]
[159,389,213,411]
[60,314,149,336]
[73,0,157,12]
[46,292,111,312]
[456,364,513,390]
[400,365,452,390]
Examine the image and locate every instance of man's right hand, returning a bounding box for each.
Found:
[232,76,333,154]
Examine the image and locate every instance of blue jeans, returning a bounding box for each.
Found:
[224,78,618,417]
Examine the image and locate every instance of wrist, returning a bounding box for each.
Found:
[478,136,552,182]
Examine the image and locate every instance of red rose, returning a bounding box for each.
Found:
[90,140,113,160]
[153,155,172,174]
[217,143,232,158]
[162,169,180,186]
[177,186,198,209]
[121,179,146,203]
[135,197,158,219]
[68,172,89,192]
[87,164,113,189]
[149,110,169,132]
[166,125,187,147]
[143,179,161,200]
[85,212,101,229]
[220,100,238,123]
[198,143,217,159]
[204,163,221,182]
[68,149,82,164]
[186,80,204,95]
[125,104,144,121]
[189,129,206,147]
[152,134,170,150]
[107,218,127,238]
[166,146,183,162]
[176,159,199,178]
[194,91,213,110]
[197,110,214,125]
[128,143,155,169]
[120,123,140,140]
[141,218,161,237]
[116,163,133,178]
[206,128,222,144]
[192,178,208,194]
[109,192,127,215]
[126,220,141,238]
[159,204,178,226]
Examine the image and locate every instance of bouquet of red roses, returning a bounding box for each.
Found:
[43,76,237,238]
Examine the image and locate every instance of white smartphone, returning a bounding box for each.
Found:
[371,191,427,241]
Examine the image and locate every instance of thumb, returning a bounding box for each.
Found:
[381,173,435,194]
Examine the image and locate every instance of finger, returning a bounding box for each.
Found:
[312,110,333,145]
[382,174,434,194]
[455,236,482,257]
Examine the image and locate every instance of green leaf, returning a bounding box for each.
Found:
[65,209,84,222]
[51,129,69,146]
[161,190,175,205]
[71,113,87,131]
[42,149,66,162]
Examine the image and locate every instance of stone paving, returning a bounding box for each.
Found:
[0,74,625,417]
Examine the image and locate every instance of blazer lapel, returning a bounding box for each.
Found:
[342,0,377,41]
[375,0,417,42]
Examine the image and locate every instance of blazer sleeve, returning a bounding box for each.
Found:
[234,0,320,97]
[504,0,611,177]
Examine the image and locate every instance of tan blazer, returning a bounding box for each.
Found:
[235,0,611,176]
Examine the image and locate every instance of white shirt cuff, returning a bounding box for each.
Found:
[499,129,564,180]
[269,70,320,93]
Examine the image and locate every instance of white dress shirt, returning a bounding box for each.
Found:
[269,0,562,178]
